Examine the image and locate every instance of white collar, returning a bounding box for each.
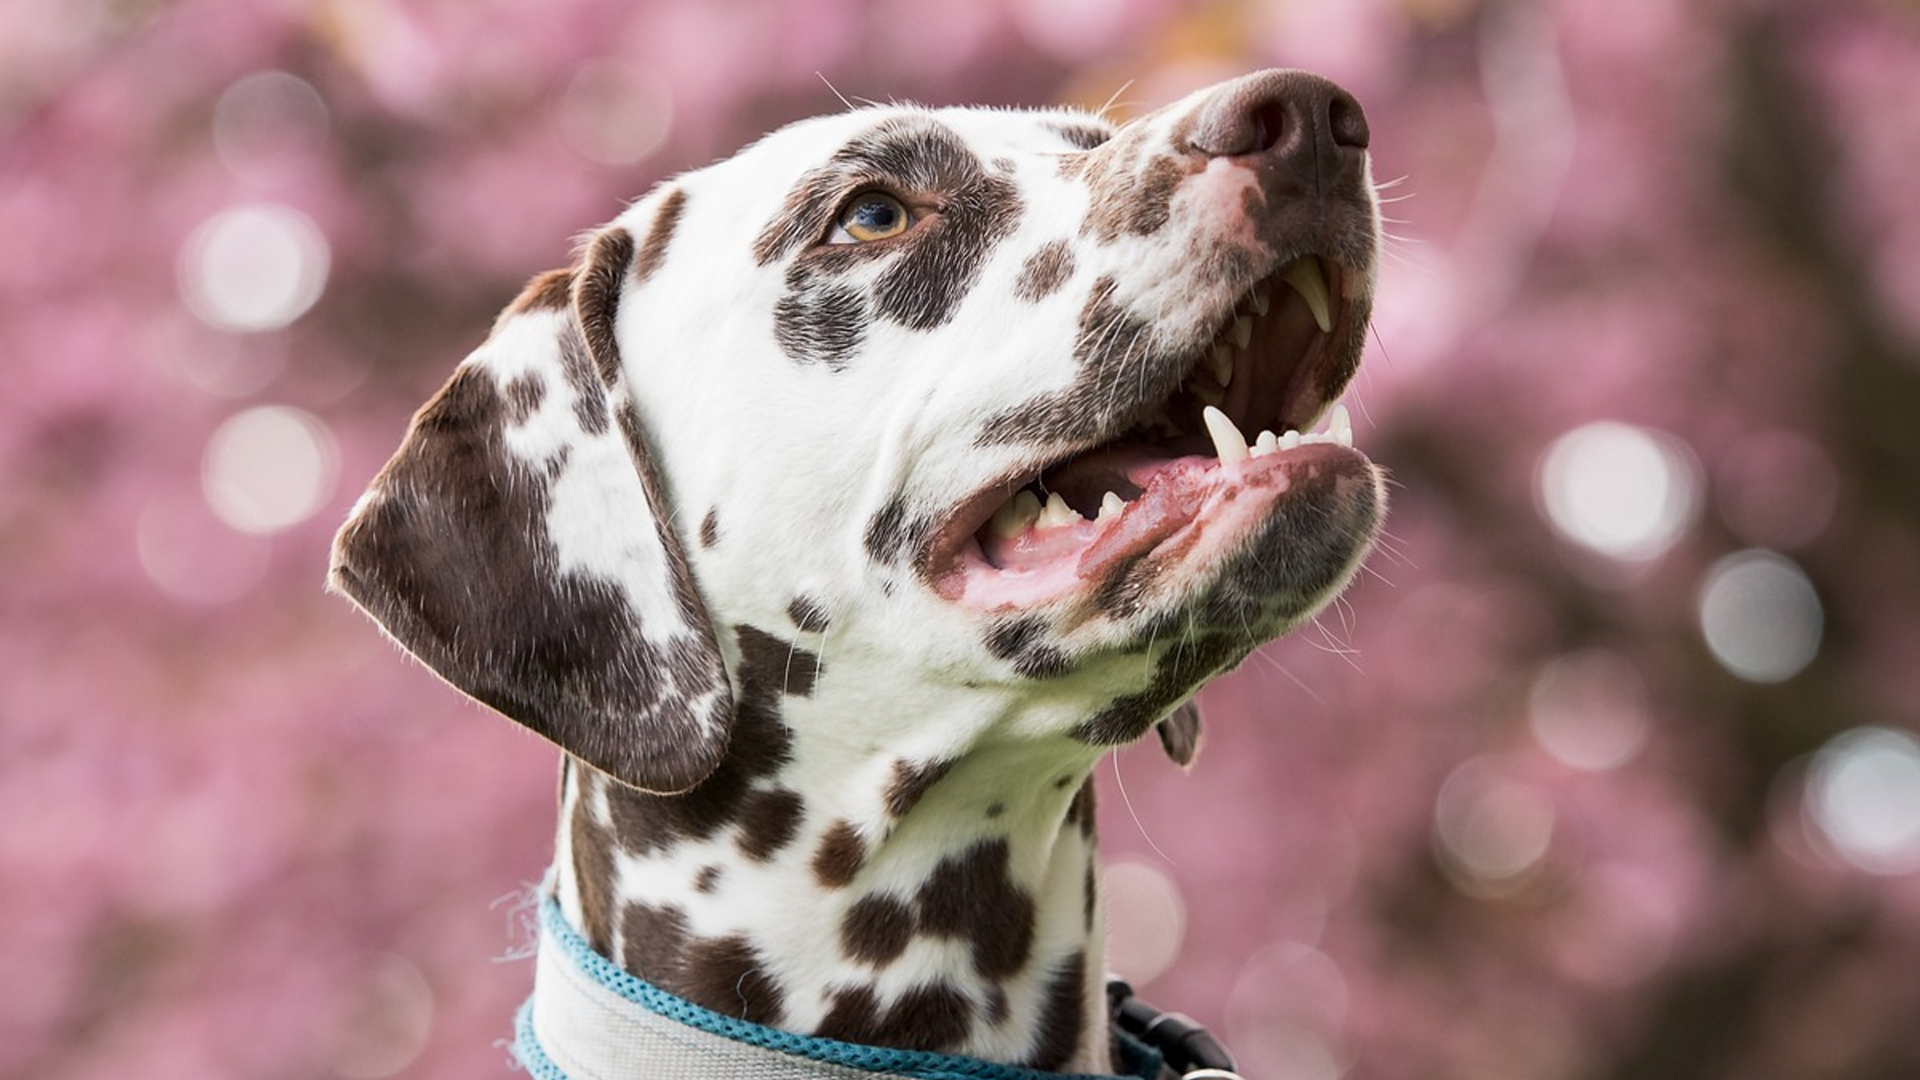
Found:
[513,889,1167,1080]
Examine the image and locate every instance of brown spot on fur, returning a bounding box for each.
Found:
[841,894,916,965]
[694,865,723,893]
[1065,778,1097,840]
[818,983,973,1052]
[634,187,685,285]
[812,820,867,888]
[787,595,830,633]
[571,777,618,958]
[774,282,868,369]
[503,372,545,425]
[500,267,572,321]
[621,901,691,981]
[884,758,953,818]
[985,617,1070,680]
[736,787,804,860]
[734,624,820,698]
[1021,952,1089,1071]
[1014,239,1075,303]
[916,838,1035,980]
[1050,121,1113,151]
[575,227,635,387]
[680,935,786,1026]
[699,509,719,548]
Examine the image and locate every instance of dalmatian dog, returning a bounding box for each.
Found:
[330,68,1382,1077]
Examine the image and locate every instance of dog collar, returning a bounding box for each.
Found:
[514,890,1170,1080]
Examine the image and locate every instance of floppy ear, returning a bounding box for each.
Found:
[328,225,733,794]
[1155,699,1203,767]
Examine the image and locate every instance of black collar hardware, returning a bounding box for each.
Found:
[1107,978,1244,1079]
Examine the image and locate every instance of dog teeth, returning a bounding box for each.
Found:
[1207,344,1234,387]
[1249,289,1270,317]
[989,490,1042,537]
[1202,405,1250,466]
[1241,402,1357,459]
[1098,491,1126,520]
[1231,316,1253,349]
[1037,491,1083,529]
[1328,402,1353,446]
[1283,257,1333,334]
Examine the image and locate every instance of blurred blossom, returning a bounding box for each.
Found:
[1007,0,1136,63]
[201,406,340,534]
[1549,862,1681,987]
[1805,727,1920,876]
[146,311,288,398]
[135,492,270,604]
[212,71,330,187]
[1434,759,1556,895]
[1713,429,1841,551]
[325,953,436,1079]
[1527,650,1650,772]
[1536,421,1701,564]
[178,204,331,332]
[1101,858,1186,986]
[1697,550,1823,683]
[555,60,674,168]
[1226,944,1348,1080]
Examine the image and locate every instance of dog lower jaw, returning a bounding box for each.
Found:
[938,431,1372,620]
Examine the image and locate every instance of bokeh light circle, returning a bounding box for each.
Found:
[556,61,674,167]
[1806,727,1920,875]
[1527,649,1651,772]
[212,70,329,186]
[201,406,339,534]
[179,203,330,332]
[1435,760,1555,894]
[1101,859,1186,986]
[1536,421,1700,562]
[1697,550,1822,683]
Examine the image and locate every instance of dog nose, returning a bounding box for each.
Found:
[1185,69,1369,182]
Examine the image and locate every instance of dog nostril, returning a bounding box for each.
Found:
[1328,91,1369,151]
[1246,101,1287,155]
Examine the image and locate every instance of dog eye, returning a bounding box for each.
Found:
[828,192,914,244]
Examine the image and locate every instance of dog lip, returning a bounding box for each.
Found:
[923,253,1369,606]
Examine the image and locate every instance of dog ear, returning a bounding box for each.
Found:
[328,223,733,794]
[1155,699,1203,767]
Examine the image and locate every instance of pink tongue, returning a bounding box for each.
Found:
[1077,456,1212,578]
[975,454,1216,577]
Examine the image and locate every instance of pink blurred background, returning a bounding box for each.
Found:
[6,1,1920,1077]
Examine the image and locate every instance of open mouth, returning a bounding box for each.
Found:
[934,255,1370,610]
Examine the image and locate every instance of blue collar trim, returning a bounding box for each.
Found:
[515,891,1164,1080]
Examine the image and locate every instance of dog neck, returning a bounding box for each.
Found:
[549,624,1115,1074]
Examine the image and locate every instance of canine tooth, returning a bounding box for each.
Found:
[1099,491,1126,519]
[1283,258,1333,333]
[1207,344,1234,387]
[1231,316,1253,349]
[1191,379,1224,406]
[1280,429,1302,451]
[990,490,1042,537]
[1254,430,1279,457]
[1202,405,1250,466]
[1329,402,1353,446]
[1038,491,1081,528]
[1249,289,1270,317]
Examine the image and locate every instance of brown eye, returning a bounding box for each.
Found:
[829,192,913,244]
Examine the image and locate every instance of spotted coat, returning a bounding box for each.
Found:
[331,68,1385,1074]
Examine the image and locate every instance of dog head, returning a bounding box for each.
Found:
[330,69,1385,792]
